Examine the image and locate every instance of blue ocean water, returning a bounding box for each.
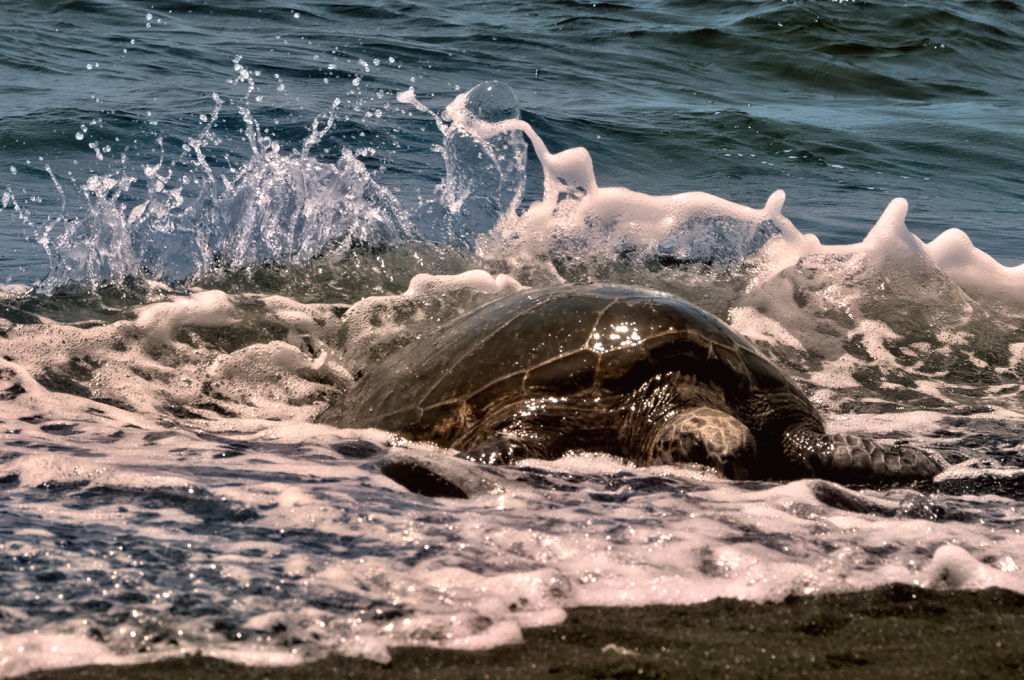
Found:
[2,0,1024,674]
[2,0,1023,287]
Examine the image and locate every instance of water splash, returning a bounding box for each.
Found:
[398,85,808,273]
[36,77,412,293]
[403,82,528,246]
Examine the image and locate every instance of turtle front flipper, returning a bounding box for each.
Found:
[648,407,758,480]
[379,450,521,498]
[782,429,944,483]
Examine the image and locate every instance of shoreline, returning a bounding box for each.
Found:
[19,584,1024,680]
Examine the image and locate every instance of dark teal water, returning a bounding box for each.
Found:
[2,0,1022,286]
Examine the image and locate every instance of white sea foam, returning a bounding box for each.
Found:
[2,396,1022,674]
[926,227,1024,308]
[1,281,1023,674]
[2,81,1024,676]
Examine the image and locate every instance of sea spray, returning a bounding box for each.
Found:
[34,71,412,294]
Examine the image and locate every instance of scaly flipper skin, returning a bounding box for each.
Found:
[380,451,517,498]
[783,429,944,484]
[648,407,757,479]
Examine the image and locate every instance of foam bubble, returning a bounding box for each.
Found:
[925,545,1023,591]
[926,227,1024,308]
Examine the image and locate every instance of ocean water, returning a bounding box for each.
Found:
[2,0,1024,674]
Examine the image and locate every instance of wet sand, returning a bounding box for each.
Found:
[20,584,1024,680]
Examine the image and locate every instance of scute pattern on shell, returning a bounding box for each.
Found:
[332,284,798,447]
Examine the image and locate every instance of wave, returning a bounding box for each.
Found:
[3,75,1024,676]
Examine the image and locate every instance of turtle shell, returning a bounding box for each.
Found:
[334,284,802,447]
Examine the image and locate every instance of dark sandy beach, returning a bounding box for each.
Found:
[21,584,1024,680]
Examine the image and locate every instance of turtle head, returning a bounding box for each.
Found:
[782,428,944,483]
[647,407,758,480]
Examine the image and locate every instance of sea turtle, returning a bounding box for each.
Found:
[320,284,942,494]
